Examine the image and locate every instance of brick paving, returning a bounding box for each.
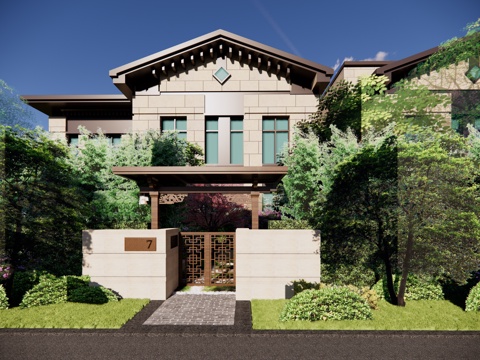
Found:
[143,293,236,326]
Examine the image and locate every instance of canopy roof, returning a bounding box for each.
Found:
[112,166,288,194]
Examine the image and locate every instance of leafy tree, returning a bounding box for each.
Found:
[320,136,399,295]
[69,129,204,229]
[0,80,34,129]
[0,126,87,275]
[396,130,480,306]
[297,80,361,141]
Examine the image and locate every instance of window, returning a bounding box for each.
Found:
[205,116,243,165]
[161,117,187,139]
[262,117,288,164]
[68,135,79,147]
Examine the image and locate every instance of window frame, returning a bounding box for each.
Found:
[262,116,289,165]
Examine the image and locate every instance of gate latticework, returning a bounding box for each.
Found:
[180,232,235,287]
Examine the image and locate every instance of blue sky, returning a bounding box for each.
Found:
[0,0,478,129]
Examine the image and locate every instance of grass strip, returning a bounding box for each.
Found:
[251,299,480,330]
[0,299,149,329]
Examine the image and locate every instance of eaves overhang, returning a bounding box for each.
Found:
[109,29,333,97]
[112,165,288,194]
[22,94,131,118]
[375,47,438,87]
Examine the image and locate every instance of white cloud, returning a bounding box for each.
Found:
[333,56,354,71]
[363,51,388,61]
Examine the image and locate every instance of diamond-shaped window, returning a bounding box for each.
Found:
[466,65,480,84]
[213,67,231,84]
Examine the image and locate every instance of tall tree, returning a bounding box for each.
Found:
[0,80,35,129]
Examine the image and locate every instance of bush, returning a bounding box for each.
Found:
[68,286,118,304]
[280,287,372,321]
[0,285,9,310]
[11,270,56,306]
[373,274,444,302]
[292,279,321,295]
[19,274,94,308]
[268,219,312,229]
[347,285,379,310]
[465,282,480,312]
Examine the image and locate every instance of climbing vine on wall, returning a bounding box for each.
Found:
[408,18,480,79]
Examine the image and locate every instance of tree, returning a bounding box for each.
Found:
[68,129,204,229]
[0,80,35,129]
[0,126,88,275]
[297,80,361,142]
[320,135,398,291]
[396,130,480,306]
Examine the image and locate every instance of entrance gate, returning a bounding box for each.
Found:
[180,232,235,287]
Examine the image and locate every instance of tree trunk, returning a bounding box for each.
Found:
[397,224,414,307]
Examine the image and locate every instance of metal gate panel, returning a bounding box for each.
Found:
[180,232,235,287]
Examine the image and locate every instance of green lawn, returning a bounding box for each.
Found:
[252,299,480,330]
[0,299,149,329]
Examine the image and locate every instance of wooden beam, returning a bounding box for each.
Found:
[267,60,271,72]
[152,69,158,79]
[248,53,252,65]
[238,50,242,61]
[190,55,195,65]
[219,44,223,54]
[180,58,185,68]
[228,47,233,58]
[139,186,274,194]
[171,62,176,72]
[210,48,214,58]
[276,64,281,75]
[161,65,167,75]
[286,67,291,78]
[200,51,204,62]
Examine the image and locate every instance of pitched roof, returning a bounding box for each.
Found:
[109,29,333,97]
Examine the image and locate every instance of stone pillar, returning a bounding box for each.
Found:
[251,192,260,229]
[150,192,160,229]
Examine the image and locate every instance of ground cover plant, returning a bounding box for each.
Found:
[252,299,480,330]
[0,299,149,328]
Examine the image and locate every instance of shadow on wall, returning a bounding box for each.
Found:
[82,230,92,271]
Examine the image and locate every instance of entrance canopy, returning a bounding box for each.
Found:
[112,166,288,229]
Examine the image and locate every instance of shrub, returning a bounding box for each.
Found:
[268,219,312,230]
[465,282,480,312]
[280,287,372,321]
[373,274,444,302]
[0,285,9,310]
[68,286,118,304]
[347,285,379,310]
[19,274,94,308]
[11,270,55,306]
[292,279,321,295]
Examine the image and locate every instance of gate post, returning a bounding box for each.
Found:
[251,192,260,229]
[150,192,160,229]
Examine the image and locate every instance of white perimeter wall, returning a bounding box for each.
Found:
[235,228,321,300]
[82,229,179,300]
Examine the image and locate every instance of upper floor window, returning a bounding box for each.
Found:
[161,117,187,139]
[262,117,288,164]
[205,116,243,165]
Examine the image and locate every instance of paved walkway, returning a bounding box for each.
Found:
[143,293,236,326]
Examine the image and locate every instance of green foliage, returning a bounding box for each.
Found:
[279,287,372,321]
[68,286,118,304]
[0,285,9,310]
[268,219,311,229]
[11,270,55,306]
[409,19,480,79]
[465,282,480,312]
[70,129,204,230]
[297,80,361,142]
[361,77,450,134]
[291,279,321,295]
[321,263,379,289]
[1,126,87,275]
[373,275,444,302]
[20,277,68,308]
[19,274,114,308]
[0,80,34,128]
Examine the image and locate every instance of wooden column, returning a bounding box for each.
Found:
[251,192,260,229]
[150,192,160,229]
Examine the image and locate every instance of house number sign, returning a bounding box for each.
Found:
[124,237,157,251]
